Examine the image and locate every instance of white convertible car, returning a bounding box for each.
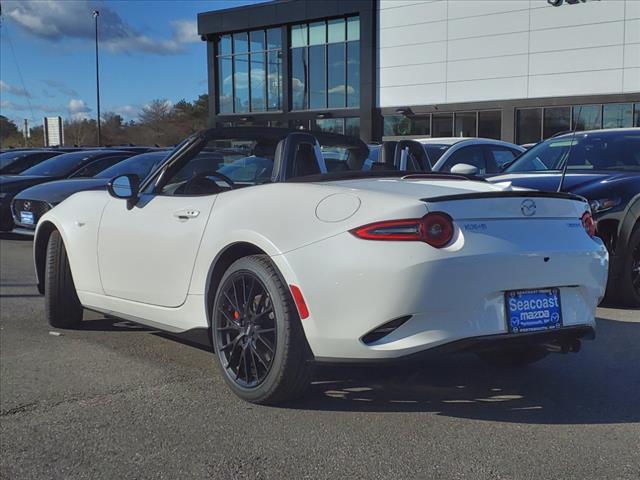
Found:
[33,128,608,404]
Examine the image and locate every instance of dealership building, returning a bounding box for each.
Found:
[197,0,640,144]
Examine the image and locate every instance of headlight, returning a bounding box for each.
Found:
[0,192,7,199]
[589,198,621,213]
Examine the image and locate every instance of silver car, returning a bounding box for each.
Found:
[414,137,525,175]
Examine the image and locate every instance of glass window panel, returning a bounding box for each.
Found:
[516,108,542,144]
[347,16,360,41]
[478,110,501,139]
[291,24,307,48]
[291,47,308,110]
[233,32,248,54]
[314,118,344,134]
[250,53,266,112]
[346,41,359,108]
[345,117,360,138]
[543,107,570,139]
[309,44,326,109]
[383,115,403,136]
[309,21,326,45]
[433,113,453,137]
[218,57,233,114]
[383,115,430,136]
[249,30,265,52]
[635,103,640,127]
[219,35,232,56]
[327,43,346,108]
[573,105,601,130]
[454,112,476,137]
[266,50,282,111]
[266,28,281,50]
[328,18,345,43]
[603,103,633,129]
[233,54,249,113]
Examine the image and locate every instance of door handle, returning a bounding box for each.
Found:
[173,209,200,220]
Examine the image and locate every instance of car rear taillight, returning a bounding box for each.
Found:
[350,212,454,248]
[581,211,596,238]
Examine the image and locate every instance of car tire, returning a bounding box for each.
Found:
[44,230,83,328]
[616,223,640,307]
[477,346,549,367]
[211,254,313,404]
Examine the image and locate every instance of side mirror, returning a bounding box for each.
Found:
[450,163,478,176]
[107,174,139,201]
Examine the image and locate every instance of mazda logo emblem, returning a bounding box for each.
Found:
[521,199,536,217]
[23,201,32,211]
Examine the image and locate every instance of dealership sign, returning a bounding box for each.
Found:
[547,0,600,6]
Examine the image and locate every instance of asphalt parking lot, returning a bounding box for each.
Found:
[1,236,639,480]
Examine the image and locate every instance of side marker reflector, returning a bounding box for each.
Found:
[289,285,309,320]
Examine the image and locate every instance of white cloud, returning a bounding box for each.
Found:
[171,20,199,44]
[111,104,141,120]
[0,80,32,98]
[3,0,200,55]
[67,98,92,119]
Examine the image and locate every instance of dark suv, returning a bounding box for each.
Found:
[489,128,640,306]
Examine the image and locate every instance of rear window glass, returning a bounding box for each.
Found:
[21,151,96,177]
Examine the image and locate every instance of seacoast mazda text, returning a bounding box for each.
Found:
[33,127,608,404]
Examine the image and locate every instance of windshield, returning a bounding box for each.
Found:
[21,151,97,177]
[506,131,640,172]
[95,152,169,180]
[423,144,450,165]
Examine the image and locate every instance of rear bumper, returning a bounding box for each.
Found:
[314,325,595,364]
[281,230,608,361]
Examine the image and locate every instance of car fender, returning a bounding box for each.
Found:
[617,193,640,254]
[33,191,110,295]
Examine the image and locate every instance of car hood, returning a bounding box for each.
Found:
[487,171,639,197]
[0,175,52,193]
[13,178,109,204]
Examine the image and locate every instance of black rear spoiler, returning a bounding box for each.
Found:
[422,191,587,203]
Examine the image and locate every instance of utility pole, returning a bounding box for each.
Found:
[93,10,102,146]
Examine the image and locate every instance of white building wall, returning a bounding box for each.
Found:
[378,0,640,108]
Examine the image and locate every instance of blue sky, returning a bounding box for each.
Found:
[0,0,266,126]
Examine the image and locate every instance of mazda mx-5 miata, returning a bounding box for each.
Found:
[32,127,608,404]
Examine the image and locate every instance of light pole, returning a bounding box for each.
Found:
[93,10,101,146]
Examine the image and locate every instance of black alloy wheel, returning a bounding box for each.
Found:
[212,255,313,404]
[215,271,277,388]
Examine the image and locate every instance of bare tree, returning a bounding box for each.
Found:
[64,119,97,146]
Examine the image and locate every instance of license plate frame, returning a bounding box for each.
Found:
[504,288,563,334]
[19,211,34,225]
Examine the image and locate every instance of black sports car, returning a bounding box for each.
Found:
[489,128,640,306]
[0,149,137,231]
[11,150,170,232]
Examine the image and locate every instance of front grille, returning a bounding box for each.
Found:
[12,200,52,228]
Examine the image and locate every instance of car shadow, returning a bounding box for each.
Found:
[0,232,33,241]
[284,317,640,424]
[79,317,213,353]
[77,315,639,424]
